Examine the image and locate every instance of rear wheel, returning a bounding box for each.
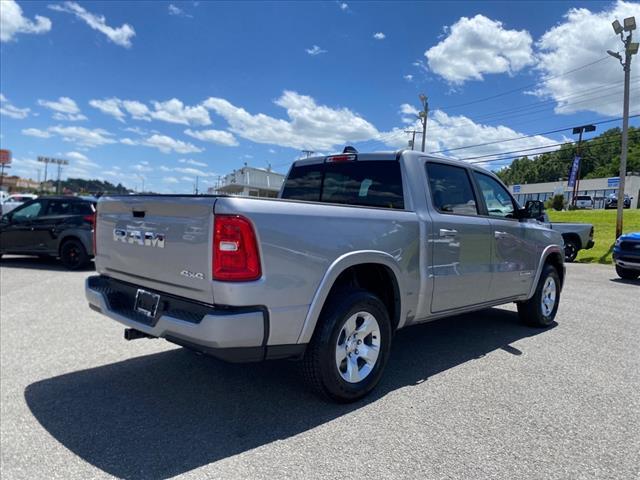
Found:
[517,264,561,328]
[59,239,89,270]
[616,265,639,280]
[563,237,579,263]
[302,289,392,403]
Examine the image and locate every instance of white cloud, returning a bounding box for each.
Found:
[89,98,126,122]
[0,93,30,119]
[373,32,385,40]
[122,100,151,121]
[22,124,115,147]
[175,167,210,177]
[140,134,203,154]
[90,97,210,125]
[339,2,348,11]
[178,158,208,167]
[181,176,194,182]
[535,1,640,116]
[133,163,152,172]
[1,0,52,42]
[22,127,51,138]
[38,96,87,121]
[425,14,535,84]
[150,99,211,126]
[168,4,191,17]
[163,176,179,183]
[203,91,378,151]
[378,108,557,164]
[306,45,327,56]
[403,74,413,82]
[65,150,99,167]
[48,1,135,48]
[184,128,238,146]
[120,137,137,146]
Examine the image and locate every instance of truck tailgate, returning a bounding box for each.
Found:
[95,195,216,304]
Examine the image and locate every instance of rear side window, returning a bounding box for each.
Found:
[70,202,94,215]
[425,163,478,215]
[281,160,404,209]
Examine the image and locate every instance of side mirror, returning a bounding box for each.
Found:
[523,200,545,220]
[1,214,11,224]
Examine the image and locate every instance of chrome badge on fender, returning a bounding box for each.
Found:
[113,228,165,248]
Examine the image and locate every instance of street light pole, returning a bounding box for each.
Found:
[608,16,638,238]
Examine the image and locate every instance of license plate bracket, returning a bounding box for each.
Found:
[134,289,160,318]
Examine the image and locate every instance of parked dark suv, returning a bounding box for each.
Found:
[0,196,95,269]
[605,193,632,209]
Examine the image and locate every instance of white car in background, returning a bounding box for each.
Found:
[574,195,593,209]
[0,194,38,216]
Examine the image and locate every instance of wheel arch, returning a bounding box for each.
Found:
[561,232,582,250]
[296,251,405,344]
[526,245,565,299]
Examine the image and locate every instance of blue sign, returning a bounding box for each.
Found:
[567,156,581,188]
[607,177,620,187]
[513,184,521,193]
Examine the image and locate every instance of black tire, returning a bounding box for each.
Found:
[616,265,639,280]
[302,289,392,403]
[563,238,579,263]
[59,239,89,270]
[517,264,561,328]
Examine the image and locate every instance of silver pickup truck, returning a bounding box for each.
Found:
[541,213,594,262]
[86,150,565,402]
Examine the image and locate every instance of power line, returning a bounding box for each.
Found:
[433,56,611,111]
[428,114,640,155]
[467,136,627,165]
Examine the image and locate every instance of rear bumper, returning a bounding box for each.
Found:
[85,275,305,362]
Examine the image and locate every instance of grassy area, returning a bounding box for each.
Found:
[547,209,640,264]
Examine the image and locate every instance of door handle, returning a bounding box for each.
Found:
[439,228,458,237]
[494,231,508,239]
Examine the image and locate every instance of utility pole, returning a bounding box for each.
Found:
[569,124,596,206]
[404,130,423,150]
[301,150,314,158]
[195,176,199,195]
[418,94,429,152]
[608,16,638,238]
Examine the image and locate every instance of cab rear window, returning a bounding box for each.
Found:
[281,160,404,209]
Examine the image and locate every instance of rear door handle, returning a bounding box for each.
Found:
[494,231,508,239]
[439,228,458,237]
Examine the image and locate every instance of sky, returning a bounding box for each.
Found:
[1,0,639,193]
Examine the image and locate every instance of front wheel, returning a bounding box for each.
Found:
[302,289,392,403]
[616,265,639,280]
[517,264,561,328]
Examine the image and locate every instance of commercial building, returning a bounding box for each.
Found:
[208,165,285,198]
[509,175,640,209]
[0,175,54,193]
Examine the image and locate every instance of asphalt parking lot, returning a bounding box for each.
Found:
[0,258,638,480]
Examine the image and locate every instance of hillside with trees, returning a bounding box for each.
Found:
[60,178,131,195]
[496,126,640,185]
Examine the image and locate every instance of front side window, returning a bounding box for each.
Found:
[474,173,516,218]
[425,163,478,215]
[11,201,44,222]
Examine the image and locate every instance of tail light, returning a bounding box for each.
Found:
[213,215,261,281]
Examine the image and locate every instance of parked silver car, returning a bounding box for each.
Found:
[86,150,565,401]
